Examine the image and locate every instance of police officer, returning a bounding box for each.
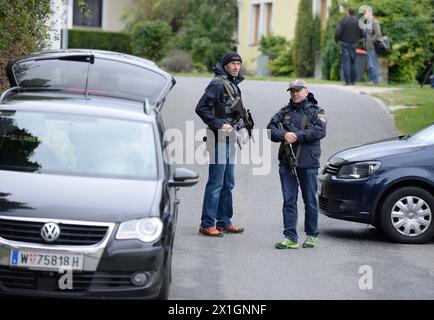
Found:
[195,52,245,237]
[267,80,326,249]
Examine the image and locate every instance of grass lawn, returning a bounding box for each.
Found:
[371,85,434,134]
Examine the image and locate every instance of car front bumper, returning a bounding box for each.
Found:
[0,232,166,299]
[318,173,382,224]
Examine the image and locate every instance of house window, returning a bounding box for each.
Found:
[265,3,273,35]
[252,4,260,45]
[73,0,102,28]
[251,1,273,45]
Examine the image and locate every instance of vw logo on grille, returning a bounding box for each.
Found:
[41,222,60,242]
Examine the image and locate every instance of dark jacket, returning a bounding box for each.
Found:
[267,93,326,169]
[195,63,244,131]
[335,16,363,44]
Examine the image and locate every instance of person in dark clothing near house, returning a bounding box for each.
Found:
[267,79,327,249]
[195,52,246,237]
[335,7,363,85]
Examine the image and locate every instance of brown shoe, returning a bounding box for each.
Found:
[217,225,245,233]
[199,226,223,237]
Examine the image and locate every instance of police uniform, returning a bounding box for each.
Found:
[267,82,326,246]
[268,92,326,168]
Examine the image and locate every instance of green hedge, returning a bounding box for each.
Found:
[68,29,132,54]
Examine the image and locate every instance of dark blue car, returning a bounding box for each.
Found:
[319,123,434,244]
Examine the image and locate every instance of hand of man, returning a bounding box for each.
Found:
[221,123,234,133]
[284,132,297,144]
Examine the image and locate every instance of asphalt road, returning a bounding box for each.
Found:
[162,77,434,300]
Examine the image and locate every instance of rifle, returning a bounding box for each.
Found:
[278,122,299,184]
[230,96,255,139]
[217,76,255,141]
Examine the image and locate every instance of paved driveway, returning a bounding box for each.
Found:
[162,77,434,300]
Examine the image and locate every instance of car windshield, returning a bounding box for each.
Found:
[12,58,167,103]
[407,123,434,145]
[0,110,157,180]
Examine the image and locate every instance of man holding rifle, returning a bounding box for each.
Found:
[267,80,326,249]
[196,52,254,237]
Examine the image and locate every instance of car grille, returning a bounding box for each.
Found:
[0,218,108,246]
[324,163,340,175]
[318,196,329,211]
[0,267,140,292]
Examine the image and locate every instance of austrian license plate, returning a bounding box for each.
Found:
[10,250,84,271]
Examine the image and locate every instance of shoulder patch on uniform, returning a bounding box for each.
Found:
[318,113,327,123]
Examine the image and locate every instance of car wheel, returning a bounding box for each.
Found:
[156,248,172,300]
[380,187,434,244]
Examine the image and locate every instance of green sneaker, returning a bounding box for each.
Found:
[275,239,299,249]
[303,236,318,248]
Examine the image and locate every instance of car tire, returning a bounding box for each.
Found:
[380,187,434,244]
[156,248,172,300]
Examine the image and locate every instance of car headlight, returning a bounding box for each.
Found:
[337,161,381,179]
[116,218,163,243]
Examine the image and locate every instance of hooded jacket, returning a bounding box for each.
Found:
[195,62,244,131]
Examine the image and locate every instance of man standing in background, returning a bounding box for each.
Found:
[335,7,363,85]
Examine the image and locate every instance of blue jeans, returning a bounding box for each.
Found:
[367,49,379,83]
[201,141,235,228]
[279,165,319,242]
[341,42,357,84]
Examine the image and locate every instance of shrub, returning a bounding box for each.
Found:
[161,50,193,72]
[259,34,294,77]
[259,34,288,58]
[259,34,293,76]
[121,0,190,33]
[0,0,51,91]
[131,20,173,62]
[177,0,237,70]
[269,44,295,77]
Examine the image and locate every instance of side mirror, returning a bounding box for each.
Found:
[168,168,199,187]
